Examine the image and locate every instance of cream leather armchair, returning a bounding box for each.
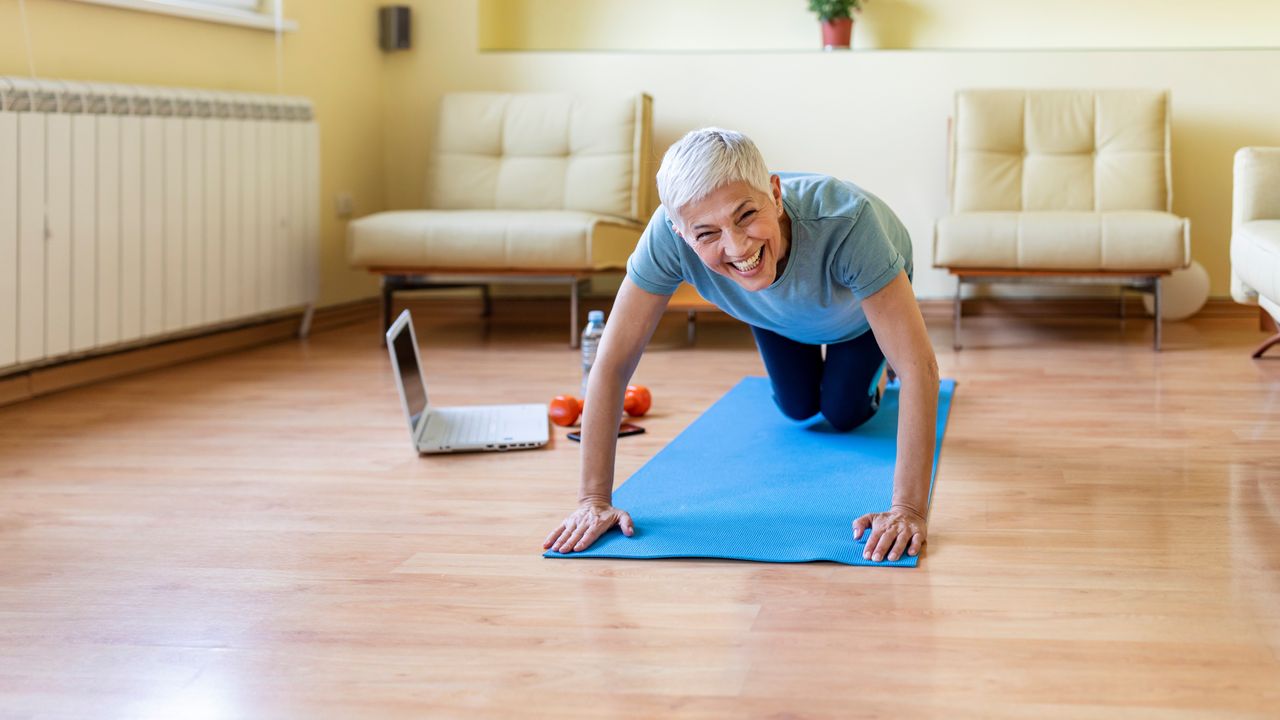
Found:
[935,89,1191,350]
[1231,147,1280,358]
[348,92,653,346]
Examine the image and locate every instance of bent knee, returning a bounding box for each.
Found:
[821,397,878,432]
[773,393,820,422]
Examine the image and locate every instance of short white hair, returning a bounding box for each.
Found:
[656,128,771,223]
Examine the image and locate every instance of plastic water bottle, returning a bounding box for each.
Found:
[581,310,605,396]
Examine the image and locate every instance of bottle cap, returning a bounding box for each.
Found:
[587,310,605,323]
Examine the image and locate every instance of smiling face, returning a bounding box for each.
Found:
[671,176,791,292]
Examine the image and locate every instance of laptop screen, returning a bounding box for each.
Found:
[391,322,428,431]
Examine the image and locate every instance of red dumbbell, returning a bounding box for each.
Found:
[548,384,652,427]
[548,395,583,427]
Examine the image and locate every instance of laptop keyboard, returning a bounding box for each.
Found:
[443,409,494,446]
[428,407,515,447]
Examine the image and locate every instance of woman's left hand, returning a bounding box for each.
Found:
[853,505,927,562]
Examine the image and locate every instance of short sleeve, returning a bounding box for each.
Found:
[626,210,686,296]
[837,198,909,299]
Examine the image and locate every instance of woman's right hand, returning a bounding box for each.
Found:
[543,500,635,554]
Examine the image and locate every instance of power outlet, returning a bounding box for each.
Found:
[335,192,354,218]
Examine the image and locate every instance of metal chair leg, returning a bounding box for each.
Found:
[298,303,315,339]
[1153,277,1162,352]
[381,276,397,337]
[1254,311,1280,358]
[1253,333,1280,358]
[570,278,581,349]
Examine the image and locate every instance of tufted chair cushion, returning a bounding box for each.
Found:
[349,92,652,272]
[431,93,649,222]
[936,89,1189,272]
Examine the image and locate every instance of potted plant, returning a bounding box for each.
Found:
[808,0,865,50]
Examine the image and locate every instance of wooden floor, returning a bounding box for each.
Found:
[2,302,1279,719]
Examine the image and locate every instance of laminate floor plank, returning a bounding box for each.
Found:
[1,307,1278,718]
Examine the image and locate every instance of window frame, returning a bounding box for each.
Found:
[63,0,299,32]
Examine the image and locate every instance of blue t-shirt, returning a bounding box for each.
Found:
[626,172,913,345]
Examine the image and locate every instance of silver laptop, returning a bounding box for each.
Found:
[386,309,549,454]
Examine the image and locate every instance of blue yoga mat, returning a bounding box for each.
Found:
[545,376,955,567]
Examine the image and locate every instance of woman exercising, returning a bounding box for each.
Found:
[543,128,940,563]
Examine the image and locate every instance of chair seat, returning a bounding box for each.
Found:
[1231,220,1280,304]
[347,210,643,271]
[935,211,1190,271]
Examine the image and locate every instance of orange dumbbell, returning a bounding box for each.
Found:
[548,385,652,427]
[548,395,583,427]
[623,384,652,417]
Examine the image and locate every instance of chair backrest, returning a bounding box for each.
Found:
[950,89,1171,213]
[429,92,652,222]
[1234,147,1280,227]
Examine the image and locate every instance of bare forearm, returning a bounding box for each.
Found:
[570,278,669,508]
[891,364,940,515]
[577,366,625,503]
[577,346,645,503]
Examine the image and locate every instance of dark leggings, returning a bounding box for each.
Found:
[751,326,887,432]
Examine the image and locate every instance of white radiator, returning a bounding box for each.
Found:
[0,77,319,374]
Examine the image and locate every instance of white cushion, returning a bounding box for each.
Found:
[348,92,653,273]
[939,89,1190,276]
[347,210,642,271]
[1231,220,1280,306]
[1234,148,1280,225]
[935,211,1190,270]
[1231,148,1280,307]
[431,93,650,222]
[952,89,1170,214]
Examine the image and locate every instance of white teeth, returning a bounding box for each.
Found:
[731,247,763,272]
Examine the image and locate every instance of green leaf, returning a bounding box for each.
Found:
[807,0,860,23]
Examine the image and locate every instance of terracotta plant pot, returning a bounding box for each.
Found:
[821,18,853,50]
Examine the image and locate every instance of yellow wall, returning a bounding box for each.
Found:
[0,0,385,306]
[4,1,1278,304]
[385,0,1280,299]
[479,0,1280,51]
